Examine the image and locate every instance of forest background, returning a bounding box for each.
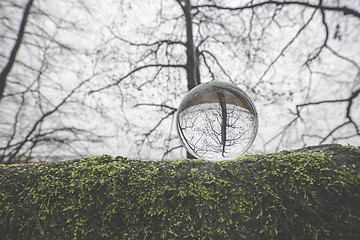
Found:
[0,0,359,163]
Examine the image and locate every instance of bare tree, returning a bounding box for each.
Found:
[0,0,113,163]
[89,0,359,159]
[1,0,359,162]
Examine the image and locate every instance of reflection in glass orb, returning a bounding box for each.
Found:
[176,81,258,161]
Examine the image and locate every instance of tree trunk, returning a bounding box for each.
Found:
[183,0,200,91]
[182,0,201,159]
[0,0,33,102]
[1,144,359,239]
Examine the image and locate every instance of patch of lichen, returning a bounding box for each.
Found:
[0,146,359,239]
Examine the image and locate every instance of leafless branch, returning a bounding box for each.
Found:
[144,110,177,138]
[134,103,177,111]
[199,49,232,81]
[88,64,186,94]
[265,116,299,151]
[253,8,317,88]
[108,27,185,48]
[4,74,97,163]
[162,145,183,160]
[305,1,329,64]
[295,88,360,144]
[193,1,360,19]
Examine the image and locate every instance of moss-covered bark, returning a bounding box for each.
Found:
[0,144,359,239]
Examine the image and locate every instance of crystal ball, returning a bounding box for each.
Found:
[176,81,258,161]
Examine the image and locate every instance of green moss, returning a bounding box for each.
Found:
[0,145,359,239]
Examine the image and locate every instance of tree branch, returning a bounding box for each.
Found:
[144,110,176,138]
[193,1,360,19]
[253,8,317,88]
[305,1,329,64]
[295,88,360,144]
[108,27,185,48]
[88,64,186,94]
[134,103,177,111]
[5,74,97,164]
[200,49,232,81]
[346,88,360,123]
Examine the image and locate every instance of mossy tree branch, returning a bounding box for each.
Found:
[0,144,359,239]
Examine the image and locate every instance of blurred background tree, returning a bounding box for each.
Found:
[1,0,359,163]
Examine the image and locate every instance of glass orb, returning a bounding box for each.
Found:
[176,81,258,161]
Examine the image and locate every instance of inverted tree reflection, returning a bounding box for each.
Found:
[177,86,257,160]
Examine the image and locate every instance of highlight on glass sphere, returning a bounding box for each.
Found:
[176,81,258,161]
